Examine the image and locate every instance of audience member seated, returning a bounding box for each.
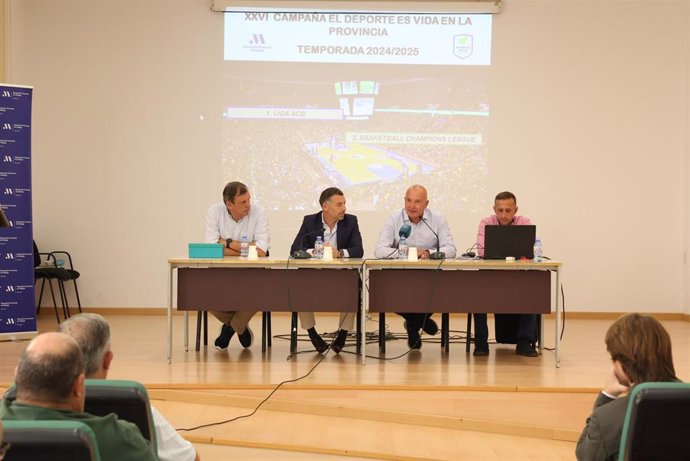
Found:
[59,313,199,461]
[0,332,157,461]
[576,313,681,461]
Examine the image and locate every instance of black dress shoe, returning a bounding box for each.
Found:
[405,322,422,349]
[473,341,489,356]
[331,329,348,354]
[238,326,254,348]
[214,324,235,350]
[308,328,328,353]
[516,339,538,357]
[422,318,439,336]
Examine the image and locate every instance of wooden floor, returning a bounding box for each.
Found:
[0,312,688,460]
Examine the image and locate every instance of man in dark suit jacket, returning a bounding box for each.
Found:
[290,187,363,354]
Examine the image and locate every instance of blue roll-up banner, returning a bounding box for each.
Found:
[0,84,36,340]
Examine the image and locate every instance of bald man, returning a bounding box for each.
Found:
[0,333,157,461]
[374,185,457,349]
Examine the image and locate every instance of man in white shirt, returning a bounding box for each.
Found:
[204,181,270,350]
[374,184,456,349]
[59,313,200,461]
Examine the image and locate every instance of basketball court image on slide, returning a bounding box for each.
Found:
[311,143,434,186]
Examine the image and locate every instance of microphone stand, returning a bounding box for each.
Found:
[421,218,445,260]
[292,229,323,259]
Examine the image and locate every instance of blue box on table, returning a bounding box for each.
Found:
[188,243,223,259]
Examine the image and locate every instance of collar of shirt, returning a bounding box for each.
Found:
[321,215,338,248]
[401,209,437,249]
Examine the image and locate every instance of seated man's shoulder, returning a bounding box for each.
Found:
[206,202,224,214]
[79,411,141,436]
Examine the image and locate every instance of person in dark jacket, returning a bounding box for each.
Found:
[290,187,363,354]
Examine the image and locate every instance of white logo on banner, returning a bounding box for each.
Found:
[5,253,14,260]
[2,156,11,162]
[3,188,13,195]
[5,318,15,325]
[2,123,12,130]
[5,285,15,292]
[1,91,10,98]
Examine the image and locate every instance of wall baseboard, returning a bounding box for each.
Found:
[66,308,690,322]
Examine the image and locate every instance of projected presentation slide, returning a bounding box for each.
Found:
[220,7,492,213]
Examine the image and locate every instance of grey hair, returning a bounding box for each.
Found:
[59,313,111,377]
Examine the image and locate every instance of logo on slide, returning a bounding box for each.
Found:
[245,33,271,53]
[249,34,266,45]
[1,90,11,98]
[453,35,473,59]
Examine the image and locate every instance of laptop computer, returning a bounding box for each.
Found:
[483,225,536,260]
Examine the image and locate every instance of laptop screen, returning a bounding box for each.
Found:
[483,225,536,260]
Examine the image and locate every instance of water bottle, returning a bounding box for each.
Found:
[240,234,249,258]
[314,236,324,259]
[533,238,543,263]
[398,236,409,260]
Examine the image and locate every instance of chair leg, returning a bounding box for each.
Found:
[45,279,61,323]
[195,311,202,351]
[441,313,449,353]
[41,279,60,323]
[465,314,473,353]
[203,311,208,346]
[356,308,362,355]
[290,312,298,354]
[57,281,70,319]
[267,312,272,347]
[36,278,45,315]
[379,313,385,353]
[72,280,82,313]
[261,312,267,352]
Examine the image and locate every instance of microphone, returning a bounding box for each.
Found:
[399,224,411,239]
[461,243,478,258]
[421,218,445,260]
[291,229,323,259]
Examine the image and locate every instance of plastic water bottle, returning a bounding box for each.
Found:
[398,236,409,260]
[533,238,543,263]
[314,236,324,259]
[240,234,249,258]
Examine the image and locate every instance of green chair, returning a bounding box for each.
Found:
[83,379,158,452]
[2,420,100,461]
[618,382,690,461]
[4,379,157,452]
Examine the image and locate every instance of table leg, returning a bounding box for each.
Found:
[167,266,174,364]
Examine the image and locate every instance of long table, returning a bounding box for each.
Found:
[363,259,562,366]
[167,258,362,363]
[168,258,562,366]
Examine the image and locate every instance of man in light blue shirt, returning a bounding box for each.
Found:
[374,184,456,349]
[204,181,270,350]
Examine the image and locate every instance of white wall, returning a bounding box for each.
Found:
[6,0,690,313]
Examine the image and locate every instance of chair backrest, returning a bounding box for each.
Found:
[618,382,690,461]
[4,379,157,451]
[83,379,157,451]
[3,420,101,461]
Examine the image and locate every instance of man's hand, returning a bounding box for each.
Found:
[418,249,431,260]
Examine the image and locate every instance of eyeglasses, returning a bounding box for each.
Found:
[0,441,10,460]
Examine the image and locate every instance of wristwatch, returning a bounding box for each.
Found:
[225,238,233,249]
